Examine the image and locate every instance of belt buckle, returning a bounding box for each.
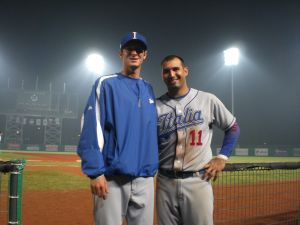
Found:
[194,169,205,177]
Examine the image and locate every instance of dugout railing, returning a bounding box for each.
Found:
[213,162,300,225]
[0,160,26,225]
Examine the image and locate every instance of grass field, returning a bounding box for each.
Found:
[0,150,299,225]
[1,150,300,162]
[0,151,89,191]
[1,150,299,190]
[228,156,300,163]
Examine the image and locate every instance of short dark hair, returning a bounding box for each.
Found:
[160,55,186,67]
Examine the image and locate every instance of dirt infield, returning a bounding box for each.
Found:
[20,153,156,225]
[1,152,299,225]
[22,190,93,225]
[1,152,93,225]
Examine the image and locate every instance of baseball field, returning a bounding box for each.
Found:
[0,150,299,225]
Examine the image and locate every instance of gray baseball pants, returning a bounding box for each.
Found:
[93,175,154,225]
[156,173,213,225]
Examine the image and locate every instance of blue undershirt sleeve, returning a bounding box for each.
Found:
[219,121,240,158]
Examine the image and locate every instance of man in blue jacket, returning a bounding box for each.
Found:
[77,32,158,225]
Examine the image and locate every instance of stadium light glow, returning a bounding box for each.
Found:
[223,47,240,66]
[223,47,240,115]
[85,53,105,74]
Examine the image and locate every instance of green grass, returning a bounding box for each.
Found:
[1,151,300,191]
[23,171,89,191]
[1,151,86,191]
[26,161,80,166]
[0,170,89,191]
[0,151,80,167]
[0,152,35,161]
[0,150,76,160]
[228,156,300,163]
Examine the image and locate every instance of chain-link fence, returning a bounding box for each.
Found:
[213,162,300,225]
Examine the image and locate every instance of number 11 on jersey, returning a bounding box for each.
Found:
[190,129,203,146]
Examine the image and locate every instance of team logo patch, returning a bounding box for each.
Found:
[149,98,154,104]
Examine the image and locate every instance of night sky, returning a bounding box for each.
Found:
[0,0,299,146]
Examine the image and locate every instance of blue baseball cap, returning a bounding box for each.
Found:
[120,32,147,50]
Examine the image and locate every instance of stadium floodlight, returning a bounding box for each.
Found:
[85,53,105,75]
[223,47,240,115]
[223,47,240,66]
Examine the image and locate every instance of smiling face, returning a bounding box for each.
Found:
[120,40,147,76]
[161,57,189,97]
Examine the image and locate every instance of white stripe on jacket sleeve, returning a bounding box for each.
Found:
[95,75,118,152]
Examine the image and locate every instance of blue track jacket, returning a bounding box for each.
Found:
[77,73,158,178]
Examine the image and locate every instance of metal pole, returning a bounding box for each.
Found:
[63,82,66,94]
[8,168,19,225]
[7,160,25,225]
[49,82,52,111]
[35,76,39,91]
[231,66,234,115]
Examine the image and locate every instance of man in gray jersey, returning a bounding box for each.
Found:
[156,55,240,225]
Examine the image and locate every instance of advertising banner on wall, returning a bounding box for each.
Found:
[26,145,41,151]
[64,145,77,152]
[45,144,58,151]
[7,143,21,150]
[274,149,289,156]
[235,148,249,156]
[254,148,269,156]
[293,148,300,157]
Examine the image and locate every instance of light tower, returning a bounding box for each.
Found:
[223,47,240,115]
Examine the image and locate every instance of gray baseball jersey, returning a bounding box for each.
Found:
[156,88,235,171]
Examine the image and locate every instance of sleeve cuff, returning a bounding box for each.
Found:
[216,154,229,160]
[88,174,103,180]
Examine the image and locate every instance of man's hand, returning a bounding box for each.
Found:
[203,157,226,181]
[90,175,109,200]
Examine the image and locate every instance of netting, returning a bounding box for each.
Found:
[213,162,300,225]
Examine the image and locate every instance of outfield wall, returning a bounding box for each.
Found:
[0,143,300,157]
[0,143,77,152]
[214,146,300,157]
